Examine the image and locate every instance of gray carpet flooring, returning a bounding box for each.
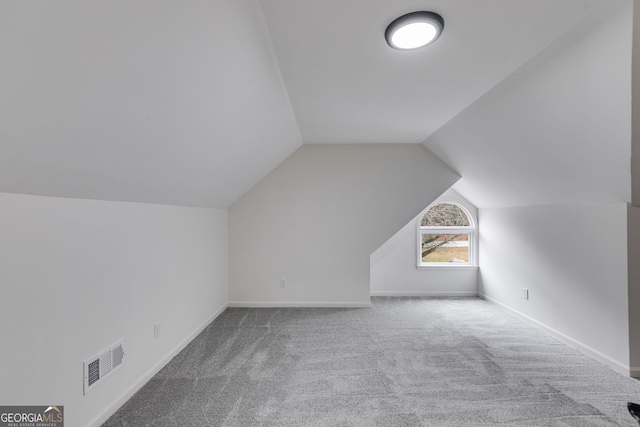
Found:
[103,297,640,426]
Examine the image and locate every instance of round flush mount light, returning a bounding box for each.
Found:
[385,11,444,50]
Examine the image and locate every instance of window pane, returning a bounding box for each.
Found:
[421,233,469,263]
[421,204,470,227]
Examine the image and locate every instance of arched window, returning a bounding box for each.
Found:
[418,202,476,266]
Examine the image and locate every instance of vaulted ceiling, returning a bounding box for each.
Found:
[0,0,631,208]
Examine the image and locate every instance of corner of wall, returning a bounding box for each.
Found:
[627,205,640,371]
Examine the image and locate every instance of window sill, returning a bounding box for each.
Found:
[416,264,478,271]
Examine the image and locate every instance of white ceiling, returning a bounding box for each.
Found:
[424,1,632,208]
[0,0,301,207]
[260,0,616,144]
[0,0,630,207]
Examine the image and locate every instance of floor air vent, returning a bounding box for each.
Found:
[83,339,125,395]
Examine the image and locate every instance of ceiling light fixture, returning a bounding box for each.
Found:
[385,11,444,50]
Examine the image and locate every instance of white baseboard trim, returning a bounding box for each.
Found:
[631,367,640,378]
[88,303,228,427]
[370,291,478,297]
[227,301,372,308]
[479,293,632,377]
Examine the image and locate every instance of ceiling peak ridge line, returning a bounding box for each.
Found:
[475,201,632,210]
[255,0,304,144]
[0,189,224,210]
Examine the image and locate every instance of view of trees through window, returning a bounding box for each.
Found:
[421,203,470,227]
[421,203,471,264]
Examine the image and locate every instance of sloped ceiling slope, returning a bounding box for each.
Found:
[0,0,301,208]
[423,1,632,209]
[0,0,629,208]
[259,0,617,145]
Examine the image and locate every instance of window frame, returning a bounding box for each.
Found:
[417,201,478,270]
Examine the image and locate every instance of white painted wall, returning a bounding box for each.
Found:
[228,144,459,306]
[631,4,640,371]
[628,205,640,375]
[0,193,228,427]
[424,1,632,209]
[633,0,640,206]
[371,189,478,296]
[479,204,630,373]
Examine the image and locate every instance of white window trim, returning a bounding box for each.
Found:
[416,200,478,269]
[416,264,478,271]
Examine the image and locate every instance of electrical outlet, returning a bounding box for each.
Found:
[154,322,161,339]
[280,278,287,288]
[523,288,529,300]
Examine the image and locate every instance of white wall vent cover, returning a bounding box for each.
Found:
[83,339,125,395]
